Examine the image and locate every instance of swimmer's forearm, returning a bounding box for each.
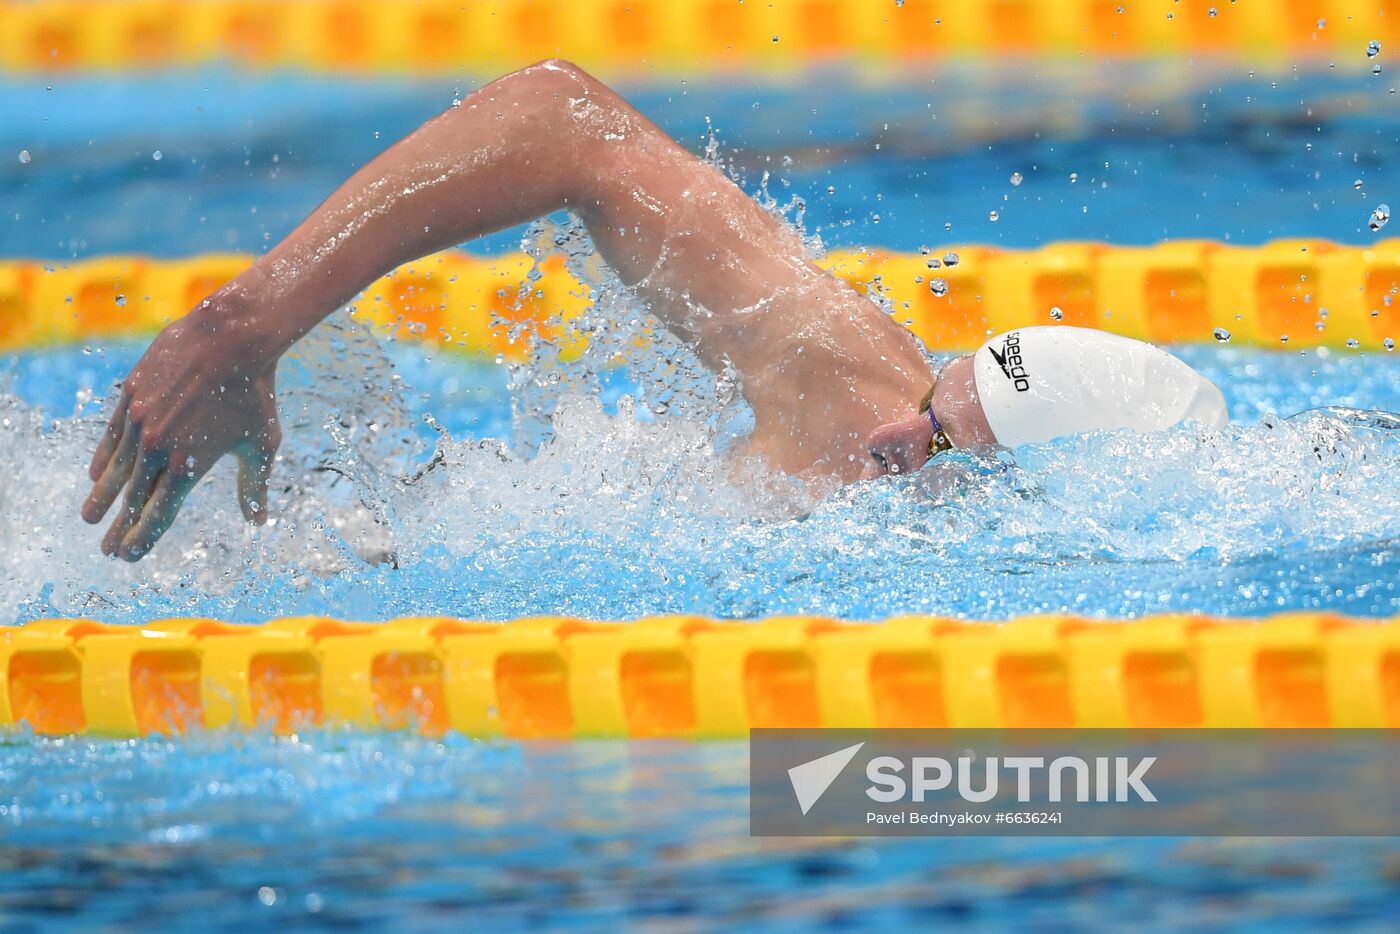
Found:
[205,60,618,359]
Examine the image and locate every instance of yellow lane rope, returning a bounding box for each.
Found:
[0,0,1384,75]
[2,241,1398,355]
[0,613,1394,738]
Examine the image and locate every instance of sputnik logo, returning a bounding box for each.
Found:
[787,742,865,815]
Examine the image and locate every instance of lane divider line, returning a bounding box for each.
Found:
[1,612,1395,737]
[0,0,1380,74]
[3,241,1399,354]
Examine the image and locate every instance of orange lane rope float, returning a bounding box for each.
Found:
[2,240,1399,356]
[0,0,1388,75]
[1,612,1395,738]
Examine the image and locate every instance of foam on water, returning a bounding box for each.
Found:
[2,219,1399,624]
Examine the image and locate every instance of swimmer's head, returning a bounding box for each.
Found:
[865,326,1228,476]
[864,354,993,476]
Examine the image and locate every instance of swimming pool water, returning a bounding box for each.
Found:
[2,333,1396,930]
[2,64,1399,929]
[2,733,1397,930]
[5,64,1400,259]
[3,334,1398,628]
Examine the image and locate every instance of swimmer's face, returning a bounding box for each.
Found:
[864,354,997,477]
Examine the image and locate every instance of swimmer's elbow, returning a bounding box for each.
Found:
[532,58,595,85]
[512,58,608,101]
[473,58,622,137]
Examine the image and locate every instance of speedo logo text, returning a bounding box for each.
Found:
[988,331,1031,392]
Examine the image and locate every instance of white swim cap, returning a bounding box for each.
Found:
[971,326,1228,447]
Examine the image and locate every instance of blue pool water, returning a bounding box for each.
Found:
[5,64,1400,259]
[3,64,1400,929]
[4,336,1398,628]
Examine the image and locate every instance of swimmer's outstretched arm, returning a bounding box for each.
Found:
[83,59,832,560]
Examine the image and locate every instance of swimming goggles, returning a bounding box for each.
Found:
[918,385,954,458]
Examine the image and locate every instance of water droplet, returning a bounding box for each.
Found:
[1213,327,1232,342]
[1384,337,1395,351]
[1373,63,1383,76]
[1368,39,1382,57]
[826,185,836,194]
[1369,203,1390,231]
[152,150,162,161]
[926,257,941,268]
[1050,306,1064,321]
[942,251,959,266]
[114,294,126,307]
[493,353,505,365]
[919,245,930,255]
[1009,171,1023,186]
[17,149,30,164]
[1208,6,1217,16]
[1069,172,1079,184]
[988,210,1000,222]
[1317,19,1326,29]
[928,277,949,297]
[1354,179,1364,189]
[1346,337,1360,348]
[772,34,779,43]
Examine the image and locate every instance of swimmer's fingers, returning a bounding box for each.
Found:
[117,471,196,562]
[88,395,129,482]
[236,442,275,526]
[102,450,166,558]
[82,423,138,525]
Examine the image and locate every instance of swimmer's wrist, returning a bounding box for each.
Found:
[186,282,293,367]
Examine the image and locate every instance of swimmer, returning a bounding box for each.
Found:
[82,60,1228,561]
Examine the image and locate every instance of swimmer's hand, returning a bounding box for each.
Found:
[81,301,282,561]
